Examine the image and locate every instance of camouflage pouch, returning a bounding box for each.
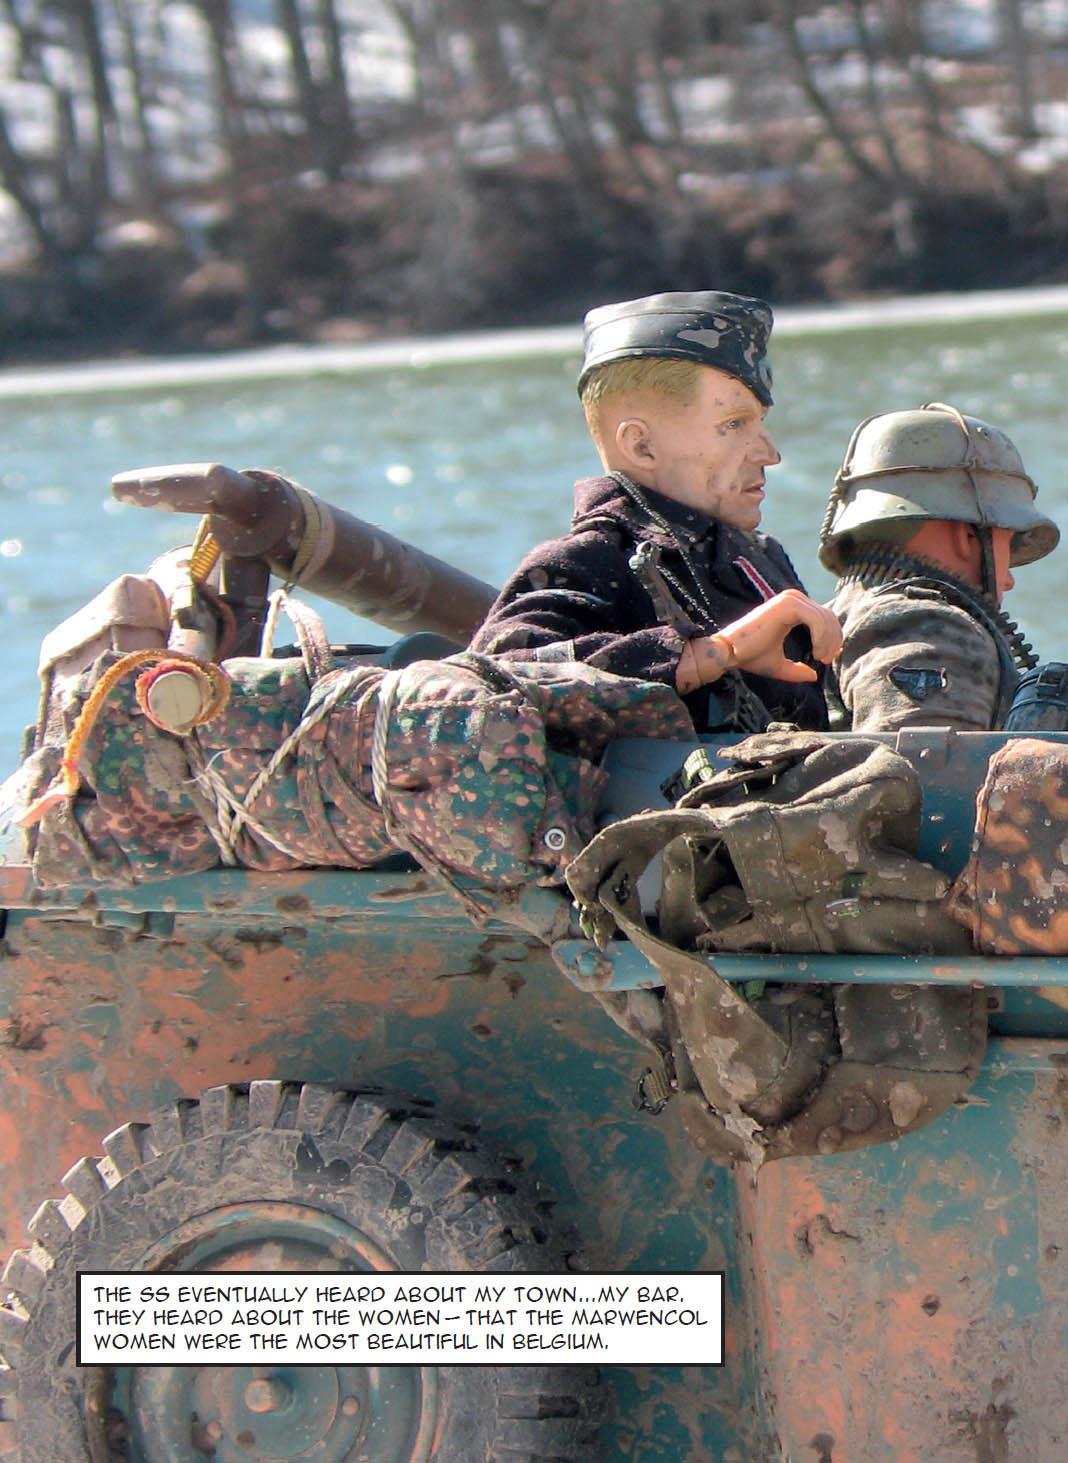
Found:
[947,736,1068,953]
[32,572,170,750]
[567,729,984,1165]
[366,652,694,908]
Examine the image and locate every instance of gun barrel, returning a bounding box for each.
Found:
[111,463,499,644]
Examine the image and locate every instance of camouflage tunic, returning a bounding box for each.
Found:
[829,553,1020,732]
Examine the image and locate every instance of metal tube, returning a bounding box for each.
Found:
[112,463,499,644]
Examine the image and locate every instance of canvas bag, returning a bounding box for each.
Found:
[567,730,985,1164]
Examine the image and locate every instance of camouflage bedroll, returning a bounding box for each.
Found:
[9,616,694,901]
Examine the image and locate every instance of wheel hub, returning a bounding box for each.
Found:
[117,1361,430,1462]
[89,1201,438,1463]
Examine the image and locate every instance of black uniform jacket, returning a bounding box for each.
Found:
[470,474,828,733]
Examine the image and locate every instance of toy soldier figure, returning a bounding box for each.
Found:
[471,291,841,732]
[820,402,1059,732]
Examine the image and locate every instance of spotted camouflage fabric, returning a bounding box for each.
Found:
[18,652,365,887]
[830,576,1005,732]
[948,737,1068,954]
[198,658,392,870]
[371,653,694,889]
[13,645,694,892]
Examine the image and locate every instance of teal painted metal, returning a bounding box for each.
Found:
[551,939,1068,989]
[2,727,1068,1459]
[0,887,759,1458]
[739,1039,1068,1460]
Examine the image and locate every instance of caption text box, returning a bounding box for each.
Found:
[78,1271,724,1366]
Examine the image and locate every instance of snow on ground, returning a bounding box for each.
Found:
[0,0,1064,250]
[959,97,1068,170]
[1020,101,1068,171]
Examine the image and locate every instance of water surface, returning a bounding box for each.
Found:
[0,294,1064,760]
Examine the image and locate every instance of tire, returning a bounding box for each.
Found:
[0,1082,604,1462]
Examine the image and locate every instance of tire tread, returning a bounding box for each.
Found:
[3,1082,602,1461]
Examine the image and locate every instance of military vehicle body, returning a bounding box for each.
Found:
[0,470,1064,1463]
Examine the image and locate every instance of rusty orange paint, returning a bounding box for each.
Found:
[0,903,679,1288]
[733,1058,1068,1461]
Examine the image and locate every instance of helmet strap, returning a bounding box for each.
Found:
[977,524,998,601]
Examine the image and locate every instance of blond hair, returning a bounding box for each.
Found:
[580,357,702,455]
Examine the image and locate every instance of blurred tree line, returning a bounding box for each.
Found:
[0,0,1063,357]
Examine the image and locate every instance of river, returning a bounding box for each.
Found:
[0,285,1064,762]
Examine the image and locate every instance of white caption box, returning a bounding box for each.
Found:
[78,1271,723,1366]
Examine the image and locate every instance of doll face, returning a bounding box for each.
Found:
[626,367,781,530]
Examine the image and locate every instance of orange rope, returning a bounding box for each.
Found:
[15,649,231,828]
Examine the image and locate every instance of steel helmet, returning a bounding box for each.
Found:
[819,402,1059,573]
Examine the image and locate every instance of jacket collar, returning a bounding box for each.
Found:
[571,472,718,547]
[837,545,1037,678]
[838,546,990,602]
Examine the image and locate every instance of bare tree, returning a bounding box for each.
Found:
[0,0,1059,349]
[191,0,247,169]
[772,0,887,186]
[112,0,163,203]
[996,0,1038,141]
[273,0,354,176]
[0,0,45,78]
[0,104,56,260]
[314,0,354,160]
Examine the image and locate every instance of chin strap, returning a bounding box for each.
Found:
[976,524,999,602]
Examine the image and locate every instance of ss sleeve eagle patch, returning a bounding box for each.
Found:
[888,665,948,701]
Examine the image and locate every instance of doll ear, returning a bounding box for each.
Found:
[616,416,655,468]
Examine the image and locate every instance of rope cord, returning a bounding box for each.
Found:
[15,649,231,828]
[184,672,355,863]
[259,587,284,659]
[178,589,343,864]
